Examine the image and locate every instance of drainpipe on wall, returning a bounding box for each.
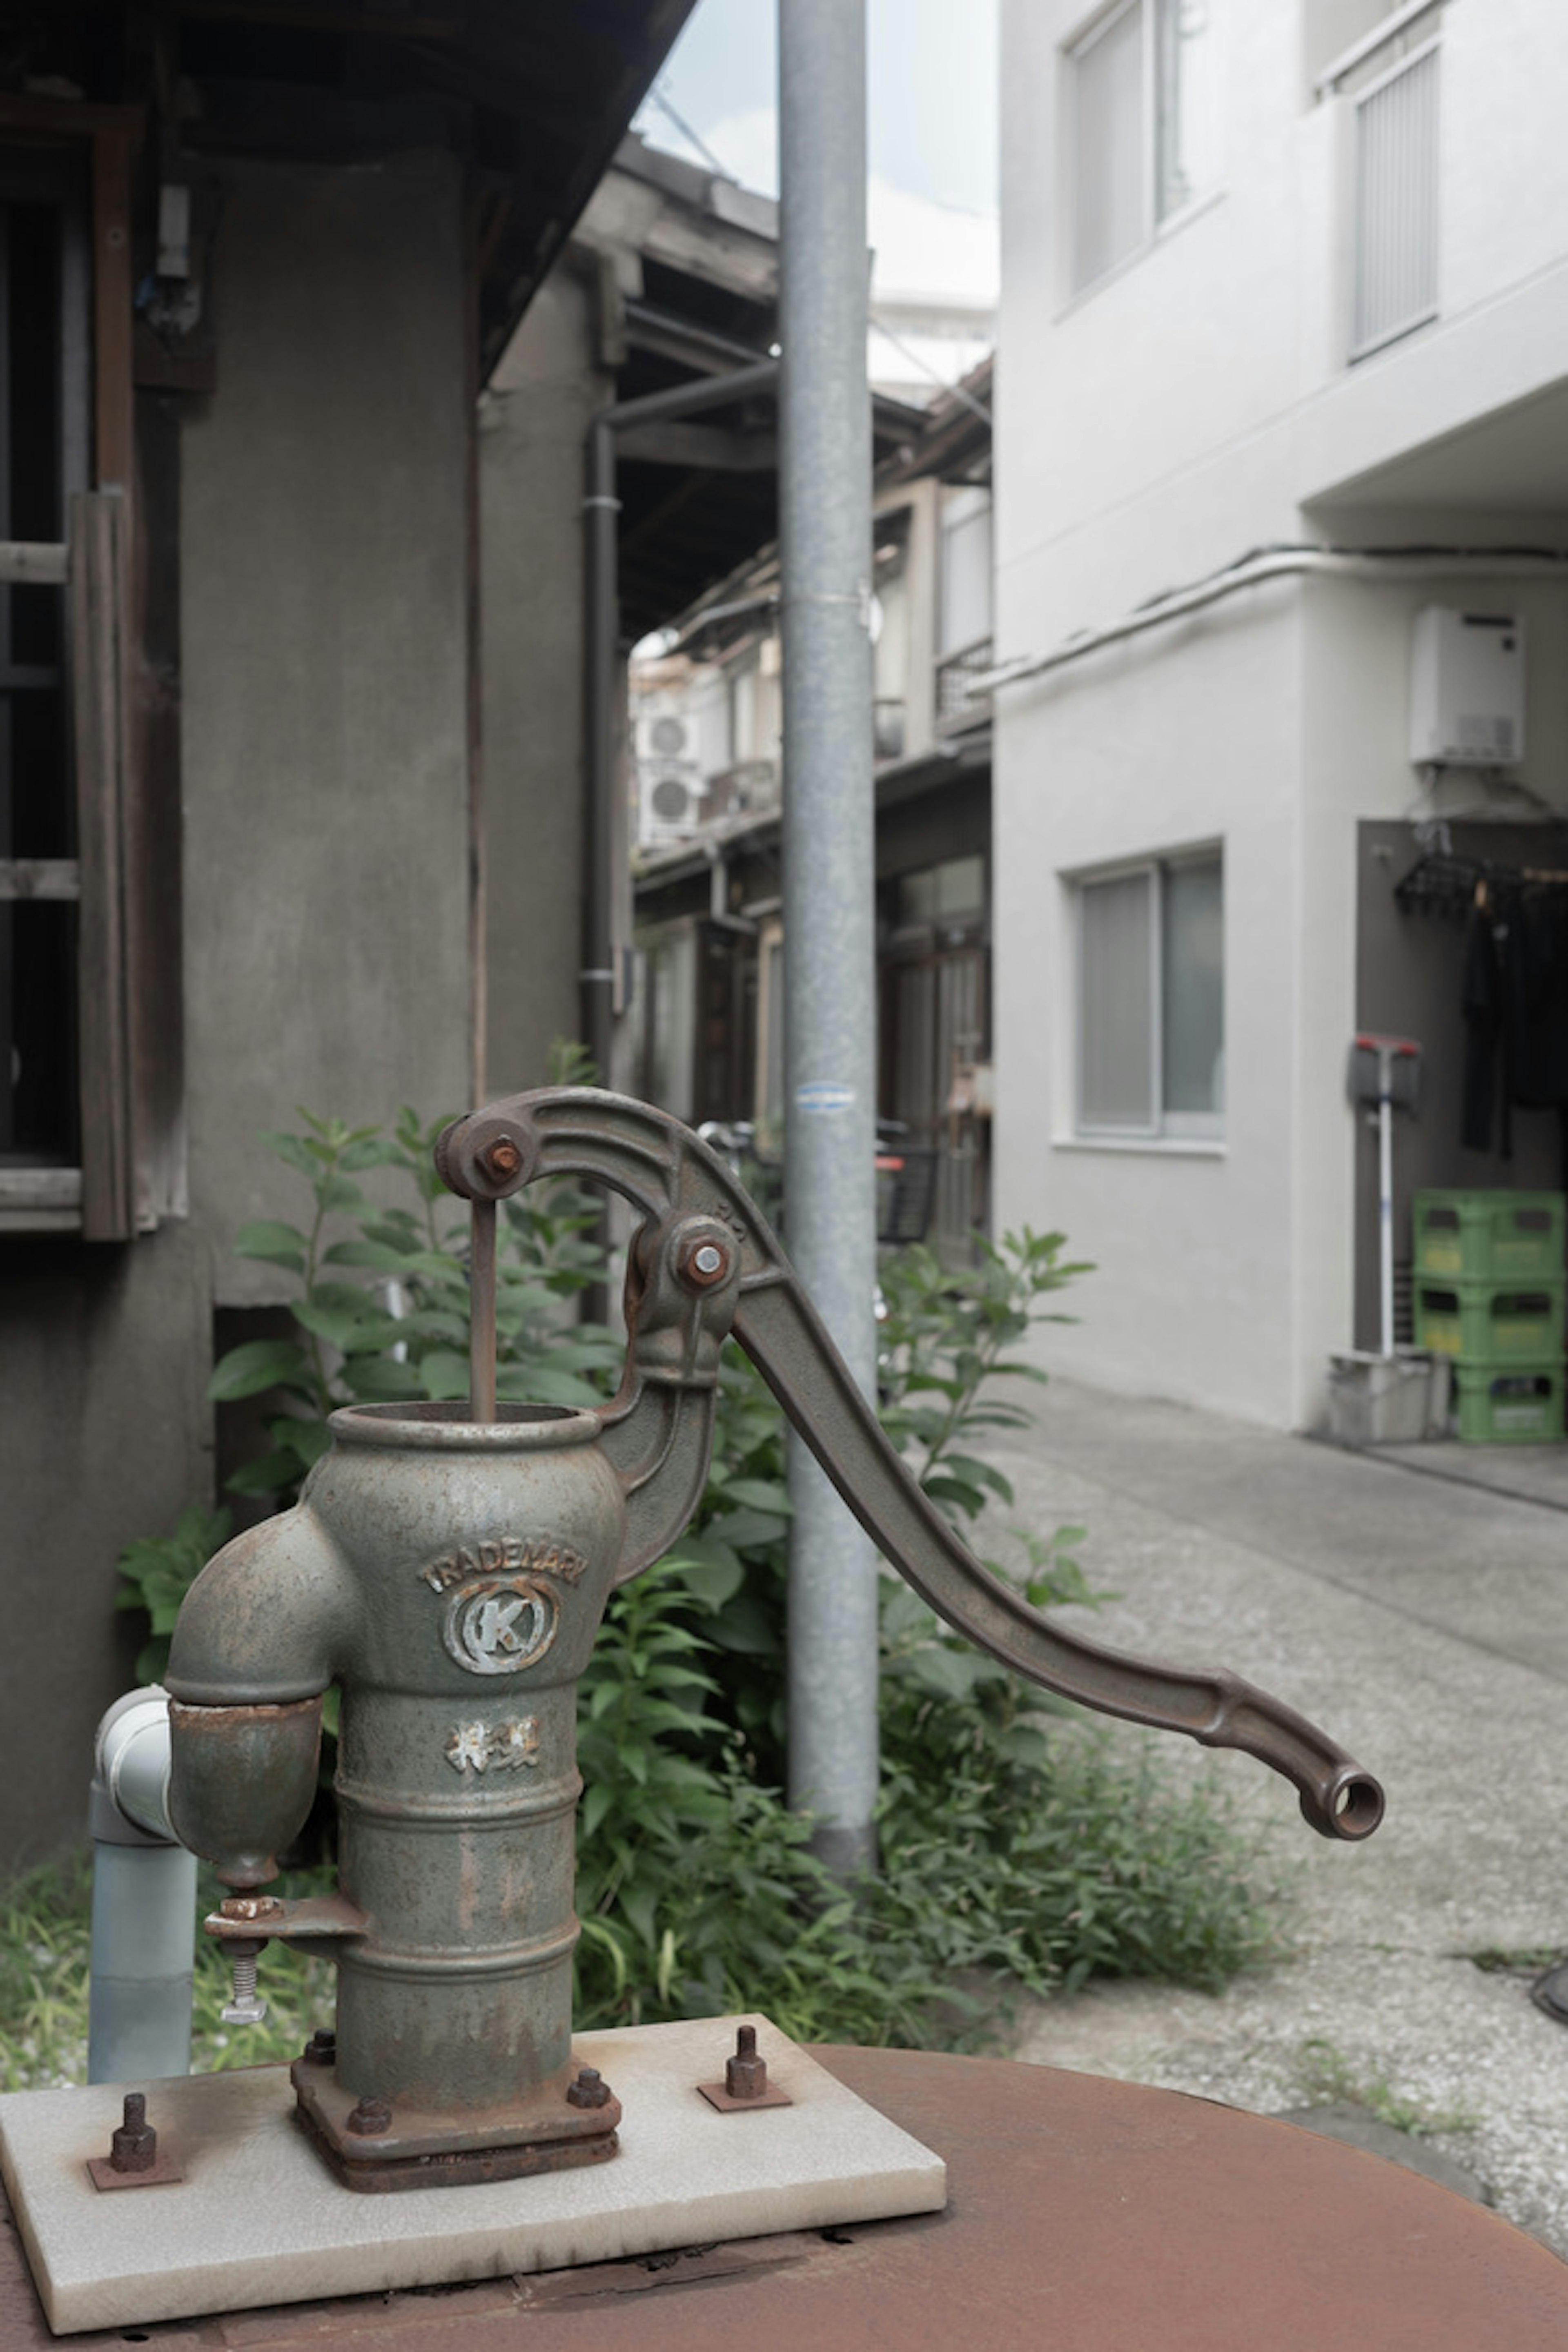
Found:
[581,359,780,1078]
[88,1688,196,2085]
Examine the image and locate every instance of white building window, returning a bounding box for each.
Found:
[935,485,994,726]
[1349,38,1439,360]
[1068,0,1221,296]
[1076,852,1224,1138]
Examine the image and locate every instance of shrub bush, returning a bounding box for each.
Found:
[88,1076,1289,2081]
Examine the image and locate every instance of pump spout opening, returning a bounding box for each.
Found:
[1303,1769,1385,1842]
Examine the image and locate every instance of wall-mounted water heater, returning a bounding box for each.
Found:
[1409,605,1526,766]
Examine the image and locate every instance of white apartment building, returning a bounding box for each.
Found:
[994,0,1568,1427]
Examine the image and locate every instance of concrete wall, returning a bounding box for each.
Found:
[993,589,1306,1425]
[995,0,1568,1426]
[181,151,473,1303]
[480,270,609,1096]
[0,147,480,1872]
[1000,0,1568,596]
[0,1225,212,1865]
[995,558,1568,1427]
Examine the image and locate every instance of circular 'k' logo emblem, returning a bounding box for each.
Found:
[443,1576,559,1677]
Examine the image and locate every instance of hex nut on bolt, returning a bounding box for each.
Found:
[220,1894,284,1923]
[302,2028,337,2067]
[566,2065,612,2109]
[478,1136,523,1182]
[347,2096,393,2137]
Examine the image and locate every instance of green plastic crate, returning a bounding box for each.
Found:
[1452,1360,1565,1445]
[1413,1275,1566,1363]
[1413,1190,1565,1282]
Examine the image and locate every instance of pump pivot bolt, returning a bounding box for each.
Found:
[726,2026,768,2100]
[109,2093,157,2174]
[679,1238,730,1289]
[301,2028,336,2067]
[566,2065,612,2109]
[347,2096,393,2137]
[478,1136,523,1183]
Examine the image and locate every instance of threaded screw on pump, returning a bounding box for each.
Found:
[221,1944,268,2028]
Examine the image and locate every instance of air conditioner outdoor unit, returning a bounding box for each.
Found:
[638,765,707,845]
[646,713,690,759]
[1409,606,1526,766]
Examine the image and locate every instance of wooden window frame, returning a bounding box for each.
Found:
[0,98,143,1239]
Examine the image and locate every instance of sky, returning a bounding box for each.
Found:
[633,0,1000,306]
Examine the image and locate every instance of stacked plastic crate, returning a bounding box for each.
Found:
[1412,1190,1567,1443]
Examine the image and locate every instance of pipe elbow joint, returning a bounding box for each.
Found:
[164,1505,352,1889]
[165,1502,356,1707]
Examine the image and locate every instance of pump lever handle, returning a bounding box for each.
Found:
[436,1087,1383,1845]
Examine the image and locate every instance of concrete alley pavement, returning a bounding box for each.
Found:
[984,1377,1568,2255]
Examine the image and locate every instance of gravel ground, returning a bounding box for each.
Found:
[978,1378,1568,2257]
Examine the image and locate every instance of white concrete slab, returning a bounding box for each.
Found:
[0,2014,945,2336]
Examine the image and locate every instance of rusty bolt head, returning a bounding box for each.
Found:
[679,1237,730,1289]
[219,1894,283,1923]
[346,2096,393,2137]
[566,2065,612,2110]
[109,2092,157,2174]
[725,2025,768,2101]
[478,1135,523,1183]
[302,2028,336,2067]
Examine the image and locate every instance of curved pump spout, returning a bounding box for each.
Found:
[437,1088,1385,1845]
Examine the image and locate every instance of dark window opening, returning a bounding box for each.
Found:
[0,151,89,1169]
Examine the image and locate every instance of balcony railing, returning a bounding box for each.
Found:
[935,637,994,729]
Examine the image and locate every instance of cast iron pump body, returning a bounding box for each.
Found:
[166,1089,1383,2191]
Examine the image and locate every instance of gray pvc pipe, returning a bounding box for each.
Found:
[87,1687,196,2085]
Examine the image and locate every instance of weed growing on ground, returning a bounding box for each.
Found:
[1296,2035,1478,2137]
[0,1857,334,2093]
[0,1854,93,2092]
[4,1071,1292,2083]
[1466,1946,1562,1975]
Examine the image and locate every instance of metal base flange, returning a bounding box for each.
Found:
[289,2057,621,2194]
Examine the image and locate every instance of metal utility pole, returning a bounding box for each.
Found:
[777,0,879,1874]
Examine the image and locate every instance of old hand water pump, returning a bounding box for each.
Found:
[165,1087,1383,2192]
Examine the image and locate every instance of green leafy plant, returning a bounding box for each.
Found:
[116,1506,233,1685]
[0,1854,334,2093]
[213,1094,620,1511]
[92,1077,1287,2071]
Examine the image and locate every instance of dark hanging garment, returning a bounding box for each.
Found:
[1503,887,1568,1108]
[1503,888,1568,1188]
[1461,905,1501,1152]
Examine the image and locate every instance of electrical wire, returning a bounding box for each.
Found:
[644,84,736,183]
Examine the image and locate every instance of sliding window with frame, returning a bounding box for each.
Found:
[1075,849,1224,1141]
[1067,0,1223,297]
